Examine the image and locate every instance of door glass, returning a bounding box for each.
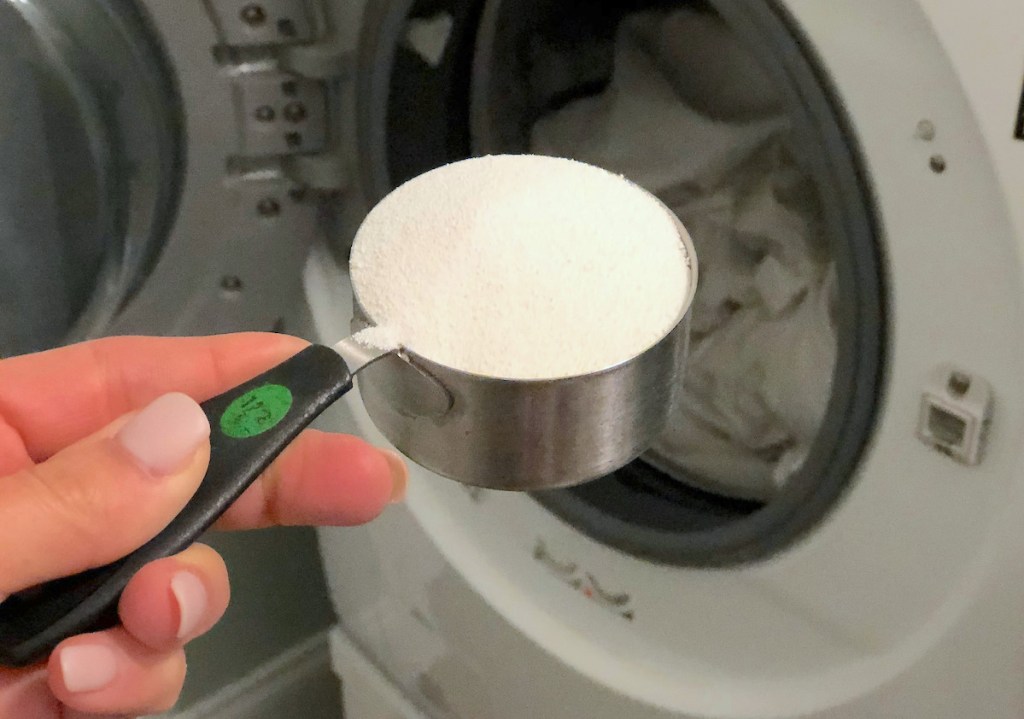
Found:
[0,0,183,357]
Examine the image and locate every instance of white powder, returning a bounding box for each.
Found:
[352,325,401,352]
[350,154,692,380]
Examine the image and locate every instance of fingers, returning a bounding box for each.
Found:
[119,544,230,650]
[0,668,60,717]
[0,333,306,465]
[1,545,228,718]
[0,421,32,478]
[47,629,186,716]
[0,393,211,596]
[216,430,407,530]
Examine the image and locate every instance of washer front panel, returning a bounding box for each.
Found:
[111,0,357,338]
[311,0,1024,716]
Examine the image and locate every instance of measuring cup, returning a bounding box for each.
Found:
[0,212,696,670]
[350,208,697,491]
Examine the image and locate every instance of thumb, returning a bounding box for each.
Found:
[0,393,210,596]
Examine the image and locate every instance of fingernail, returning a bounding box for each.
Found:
[171,570,208,640]
[117,393,210,476]
[59,644,117,693]
[381,449,408,503]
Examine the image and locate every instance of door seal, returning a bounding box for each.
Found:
[1014,74,1024,140]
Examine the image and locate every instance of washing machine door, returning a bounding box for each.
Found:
[0,0,351,357]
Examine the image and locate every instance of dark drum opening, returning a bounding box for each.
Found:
[357,0,886,566]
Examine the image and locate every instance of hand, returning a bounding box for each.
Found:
[0,333,407,717]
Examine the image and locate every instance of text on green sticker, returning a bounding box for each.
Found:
[220,384,294,438]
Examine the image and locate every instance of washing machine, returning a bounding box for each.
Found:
[0,0,348,355]
[304,0,1024,718]
[7,1,1024,718]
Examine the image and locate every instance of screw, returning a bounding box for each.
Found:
[929,154,947,173]
[220,275,243,293]
[277,18,297,37]
[948,372,971,397]
[257,197,280,217]
[285,131,303,148]
[281,80,298,96]
[240,4,267,27]
[283,101,307,123]
[254,105,276,122]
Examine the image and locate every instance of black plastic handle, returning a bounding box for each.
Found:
[0,345,352,667]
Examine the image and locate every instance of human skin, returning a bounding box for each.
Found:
[0,333,406,717]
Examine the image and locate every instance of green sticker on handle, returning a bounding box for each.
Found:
[219,384,294,438]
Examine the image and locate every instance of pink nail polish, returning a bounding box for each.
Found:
[59,644,117,693]
[117,393,210,476]
[171,571,208,640]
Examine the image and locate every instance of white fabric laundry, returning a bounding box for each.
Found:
[531,14,784,198]
[530,9,837,500]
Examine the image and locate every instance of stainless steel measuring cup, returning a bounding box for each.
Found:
[0,206,696,668]
[351,212,697,491]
